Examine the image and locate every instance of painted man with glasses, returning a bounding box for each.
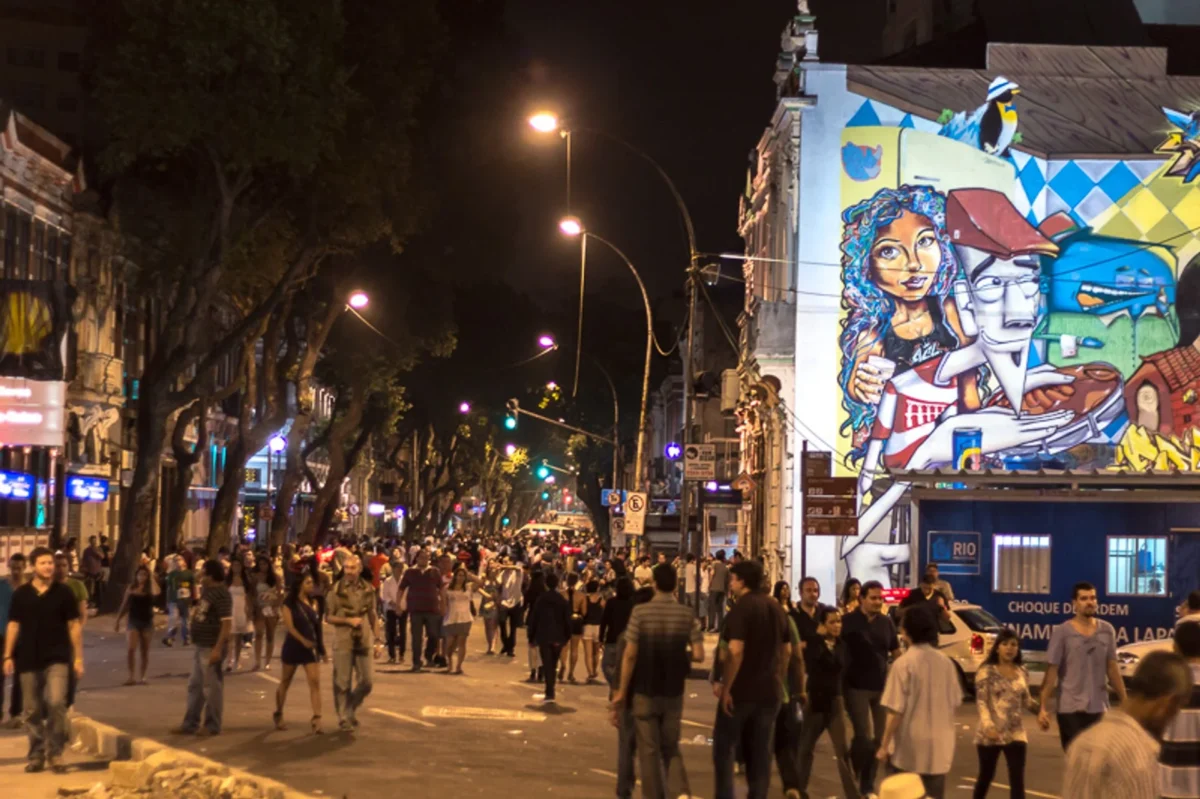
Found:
[857,188,1076,533]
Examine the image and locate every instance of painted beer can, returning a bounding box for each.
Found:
[952,427,982,488]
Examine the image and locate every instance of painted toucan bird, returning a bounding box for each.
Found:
[938,76,1021,156]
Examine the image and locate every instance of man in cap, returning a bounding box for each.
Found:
[854,188,1076,535]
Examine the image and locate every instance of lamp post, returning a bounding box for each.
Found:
[267,434,287,511]
[532,112,702,573]
[558,218,653,494]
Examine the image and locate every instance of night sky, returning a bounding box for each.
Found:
[500,0,797,307]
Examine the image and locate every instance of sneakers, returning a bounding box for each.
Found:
[24,761,43,773]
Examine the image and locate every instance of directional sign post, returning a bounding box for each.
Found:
[624,492,647,536]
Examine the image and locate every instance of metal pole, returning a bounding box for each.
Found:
[565,130,572,215]
[680,269,700,616]
[574,234,586,397]
[800,439,807,582]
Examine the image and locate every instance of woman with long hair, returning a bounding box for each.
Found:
[580,578,605,683]
[772,580,795,614]
[274,573,325,734]
[796,605,860,799]
[114,564,155,685]
[523,568,547,683]
[840,578,862,614]
[838,185,971,460]
[225,555,255,671]
[564,572,584,683]
[442,568,474,674]
[973,629,1033,799]
[477,562,501,655]
[252,557,281,671]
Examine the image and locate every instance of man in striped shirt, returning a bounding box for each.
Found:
[1162,622,1200,799]
[1063,650,1195,799]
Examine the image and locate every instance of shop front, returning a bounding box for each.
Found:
[914,474,1200,650]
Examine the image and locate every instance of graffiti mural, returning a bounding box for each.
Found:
[830,82,1200,585]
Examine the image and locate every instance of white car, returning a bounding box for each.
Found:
[888,601,1009,694]
[1115,612,1200,680]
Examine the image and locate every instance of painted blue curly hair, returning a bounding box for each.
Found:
[838,185,959,462]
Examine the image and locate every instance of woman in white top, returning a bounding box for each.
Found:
[442,568,475,674]
[973,628,1033,799]
[225,555,255,671]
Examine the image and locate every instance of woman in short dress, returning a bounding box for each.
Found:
[275,573,325,734]
[580,579,605,683]
[114,565,155,685]
[252,558,282,671]
[442,568,474,674]
[225,556,254,671]
[477,562,501,655]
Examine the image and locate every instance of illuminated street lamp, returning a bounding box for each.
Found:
[348,291,369,309]
[546,381,558,391]
[538,334,557,349]
[458,401,471,414]
[266,434,287,507]
[528,112,560,134]
[504,443,517,457]
[268,435,287,453]
[558,216,583,237]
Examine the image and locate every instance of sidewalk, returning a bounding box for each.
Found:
[0,725,111,799]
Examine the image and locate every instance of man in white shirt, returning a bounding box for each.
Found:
[380,567,405,664]
[633,556,653,589]
[1063,650,1194,799]
[496,559,523,658]
[877,605,962,799]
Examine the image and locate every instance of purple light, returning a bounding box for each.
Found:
[704,481,718,492]
[538,335,556,349]
[268,435,287,453]
[458,401,471,414]
[664,442,682,460]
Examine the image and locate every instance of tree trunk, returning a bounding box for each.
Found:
[207,437,247,555]
[164,401,208,552]
[107,389,170,612]
[268,410,313,550]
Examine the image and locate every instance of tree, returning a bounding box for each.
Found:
[91,0,444,604]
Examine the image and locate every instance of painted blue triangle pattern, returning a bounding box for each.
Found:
[845,100,882,128]
[898,114,915,129]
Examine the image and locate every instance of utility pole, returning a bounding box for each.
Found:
[679,265,701,618]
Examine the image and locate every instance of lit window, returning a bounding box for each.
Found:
[993,534,1050,594]
[1107,536,1167,597]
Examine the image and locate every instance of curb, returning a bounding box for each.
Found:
[68,714,313,799]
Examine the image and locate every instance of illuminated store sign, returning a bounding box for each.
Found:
[67,475,109,502]
[0,378,65,447]
[0,470,34,500]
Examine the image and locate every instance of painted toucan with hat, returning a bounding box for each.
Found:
[938,76,1021,156]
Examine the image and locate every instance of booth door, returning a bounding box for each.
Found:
[1168,530,1200,602]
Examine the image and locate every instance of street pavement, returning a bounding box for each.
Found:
[0,615,1077,798]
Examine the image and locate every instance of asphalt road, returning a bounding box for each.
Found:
[44,617,1074,799]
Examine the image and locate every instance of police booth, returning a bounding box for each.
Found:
[909,470,1200,651]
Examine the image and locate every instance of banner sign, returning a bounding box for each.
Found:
[0,279,72,381]
[0,377,65,447]
[67,475,109,502]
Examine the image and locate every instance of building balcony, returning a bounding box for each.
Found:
[70,351,124,401]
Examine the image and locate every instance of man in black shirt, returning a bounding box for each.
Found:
[790,576,822,648]
[713,560,792,799]
[2,547,83,773]
[840,579,900,797]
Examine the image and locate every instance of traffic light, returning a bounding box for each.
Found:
[501,516,511,527]
[505,398,519,430]
[540,491,550,501]
[535,463,550,480]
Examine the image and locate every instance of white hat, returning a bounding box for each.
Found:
[987,75,1020,101]
[879,773,928,799]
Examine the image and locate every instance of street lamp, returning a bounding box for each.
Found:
[528,112,560,134]
[458,401,471,414]
[348,291,369,309]
[537,335,557,350]
[504,443,517,457]
[266,434,286,511]
[557,217,654,494]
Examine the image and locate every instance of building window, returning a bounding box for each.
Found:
[993,534,1051,593]
[57,51,80,72]
[1107,536,1167,597]
[6,47,45,68]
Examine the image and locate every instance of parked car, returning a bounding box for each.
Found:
[1115,610,1200,682]
[886,596,1008,695]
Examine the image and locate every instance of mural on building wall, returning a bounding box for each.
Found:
[831,83,1200,585]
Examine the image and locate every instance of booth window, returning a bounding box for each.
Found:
[993,534,1051,594]
[1107,537,1167,597]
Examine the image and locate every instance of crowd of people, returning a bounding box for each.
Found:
[0,528,1197,799]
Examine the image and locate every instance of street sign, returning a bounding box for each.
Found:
[348,503,360,517]
[601,488,626,507]
[624,492,647,535]
[731,473,756,493]
[683,444,716,481]
[260,507,275,521]
[928,531,980,576]
[611,517,626,535]
[802,450,831,479]
[803,475,857,536]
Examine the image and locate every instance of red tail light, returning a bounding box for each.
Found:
[970,634,985,655]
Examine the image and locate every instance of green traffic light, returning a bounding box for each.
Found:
[504,415,517,430]
[501,516,510,527]
[535,465,550,479]
[540,491,550,500]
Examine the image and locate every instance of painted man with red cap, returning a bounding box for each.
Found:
[856,188,1076,533]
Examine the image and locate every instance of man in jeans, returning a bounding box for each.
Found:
[1038,581,1126,749]
[496,557,524,657]
[174,560,231,736]
[327,556,376,731]
[399,550,443,672]
[712,559,791,799]
[611,563,704,798]
[3,547,83,772]
[840,579,900,797]
[708,550,729,631]
[0,553,26,728]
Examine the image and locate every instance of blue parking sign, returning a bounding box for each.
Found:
[927,531,980,576]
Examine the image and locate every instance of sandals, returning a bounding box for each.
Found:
[272,710,286,731]
[311,715,323,734]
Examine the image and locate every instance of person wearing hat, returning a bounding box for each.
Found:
[855,188,1076,536]
[879,773,929,799]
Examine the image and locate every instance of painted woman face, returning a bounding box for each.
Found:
[868,211,941,302]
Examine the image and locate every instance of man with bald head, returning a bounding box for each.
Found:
[327,555,377,732]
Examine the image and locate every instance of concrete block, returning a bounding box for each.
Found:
[131,737,167,761]
[108,760,142,789]
[93,721,132,761]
